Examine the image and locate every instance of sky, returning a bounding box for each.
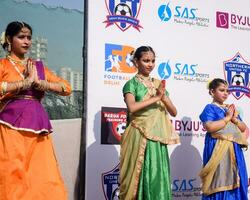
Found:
[18,0,84,11]
[0,0,83,71]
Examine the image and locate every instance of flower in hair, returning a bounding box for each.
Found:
[130,54,134,62]
[130,50,135,61]
[0,31,7,46]
[206,79,212,89]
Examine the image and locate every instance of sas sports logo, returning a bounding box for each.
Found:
[104,0,143,31]
[157,59,210,83]
[223,53,250,100]
[157,2,210,28]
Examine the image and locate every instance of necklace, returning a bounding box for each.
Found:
[135,74,156,96]
[212,102,228,113]
[7,55,27,65]
[6,56,25,79]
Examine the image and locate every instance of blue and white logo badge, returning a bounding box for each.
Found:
[102,164,120,200]
[157,59,209,83]
[157,2,210,28]
[158,61,172,79]
[158,3,172,22]
[104,0,143,31]
[224,53,250,100]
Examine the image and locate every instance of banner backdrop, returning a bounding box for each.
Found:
[86,1,250,199]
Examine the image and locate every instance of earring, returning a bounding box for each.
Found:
[7,43,11,52]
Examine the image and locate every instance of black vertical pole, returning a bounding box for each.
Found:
[79,0,88,199]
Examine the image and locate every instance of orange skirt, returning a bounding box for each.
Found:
[0,124,67,200]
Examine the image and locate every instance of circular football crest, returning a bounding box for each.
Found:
[112,187,120,200]
[116,122,126,135]
[231,74,245,86]
[114,3,132,17]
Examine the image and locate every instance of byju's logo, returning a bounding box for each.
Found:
[216,11,229,29]
[102,164,120,200]
[223,53,250,100]
[216,11,250,31]
[105,43,136,73]
[104,0,143,31]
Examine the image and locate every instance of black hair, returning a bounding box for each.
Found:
[2,21,32,50]
[208,78,228,95]
[132,46,155,60]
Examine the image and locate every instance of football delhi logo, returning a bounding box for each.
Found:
[104,0,143,31]
[223,52,250,100]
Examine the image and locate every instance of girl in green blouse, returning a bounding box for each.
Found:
[119,46,179,200]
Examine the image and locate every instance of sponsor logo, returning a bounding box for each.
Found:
[158,2,210,27]
[171,119,206,138]
[216,11,229,28]
[102,164,120,200]
[223,53,250,100]
[101,107,127,144]
[104,43,136,86]
[216,11,250,31]
[157,59,210,83]
[104,0,143,31]
[172,178,201,198]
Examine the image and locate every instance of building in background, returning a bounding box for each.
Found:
[58,67,83,91]
[0,47,6,58]
[28,37,48,65]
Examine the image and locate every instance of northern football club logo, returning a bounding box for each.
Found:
[223,52,250,100]
[104,0,143,31]
[102,164,120,200]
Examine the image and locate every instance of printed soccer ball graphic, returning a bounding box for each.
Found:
[114,3,132,17]
[116,122,126,135]
[231,74,245,86]
[112,187,120,200]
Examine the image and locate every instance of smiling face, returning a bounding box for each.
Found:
[211,83,229,104]
[9,27,32,58]
[135,51,155,77]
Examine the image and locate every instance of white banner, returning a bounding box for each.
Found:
[86,1,250,199]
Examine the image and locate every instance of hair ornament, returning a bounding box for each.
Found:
[130,50,135,62]
[206,79,213,89]
[0,31,7,46]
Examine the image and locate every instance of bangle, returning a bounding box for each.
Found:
[22,79,32,90]
[234,119,239,125]
[15,81,21,94]
[58,82,66,93]
[1,82,8,95]
[223,118,229,124]
[35,80,50,91]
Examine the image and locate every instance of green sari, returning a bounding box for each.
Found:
[119,76,179,200]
